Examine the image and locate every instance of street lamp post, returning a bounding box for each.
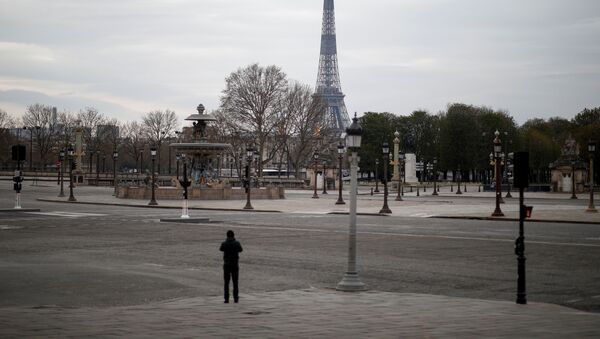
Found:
[312,150,319,199]
[337,114,366,291]
[432,157,438,196]
[58,149,65,197]
[176,154,181,179]
[374,158,380,193]
[254,150,260,188]
[571,160,578,199]
[379,142,392,214]
[148,147,158,206]
[28,126,40,170]
[336,143,345,205]
[587,140,597,212]
[322,161,328,194]
[396,152,405,201]
[180,154,191,218]
[456,166,462,194]
[140,150,144,174]
[492,130,504,216]
[96,151,100,185]
[244,147,254,210]
[68,146,76,202]
[112,148,118,196]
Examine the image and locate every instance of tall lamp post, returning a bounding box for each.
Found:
[570,159,578,199]
[396,151,405,201]
[96,151,100,185]
[112,148,118,196]
[148,147,158,206]
[337,114,366,291]
[374,158,380,193]
[492,130,504,216]
[244,147,254,210]
[58,149,65,197]
[68,146,76,202]
[312,150,320,199]
[322,161,328,194]
[432,157,438,196]
[336,143,345,205]
[379,142,392,214]
[587,140,596,212]
[180,154,191,218]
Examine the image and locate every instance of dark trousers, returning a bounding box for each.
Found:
[223,263,239,301]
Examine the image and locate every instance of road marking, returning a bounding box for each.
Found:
[0,225,23,230]
[26,211,107,218]
[213,223,600,248]
[409,213,435,218]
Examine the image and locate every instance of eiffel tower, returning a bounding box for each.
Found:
[315,0,351,133]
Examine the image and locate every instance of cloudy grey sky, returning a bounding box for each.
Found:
[1,0,599,125]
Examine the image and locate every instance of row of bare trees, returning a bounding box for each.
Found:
[0,105,178,173]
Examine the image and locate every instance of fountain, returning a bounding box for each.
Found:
[116,104,285,201]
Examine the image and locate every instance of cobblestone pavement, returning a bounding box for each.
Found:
[1,288,599,338]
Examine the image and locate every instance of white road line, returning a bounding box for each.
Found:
[26,211,107,218]
[206,223,600,248]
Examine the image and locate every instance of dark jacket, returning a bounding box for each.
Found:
[220,238,243,265]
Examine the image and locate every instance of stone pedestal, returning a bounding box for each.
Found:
[404,153,418,183]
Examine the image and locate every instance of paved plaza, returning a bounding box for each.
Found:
[1,183,599,337]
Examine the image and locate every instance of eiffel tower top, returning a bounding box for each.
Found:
[315,0,351,132]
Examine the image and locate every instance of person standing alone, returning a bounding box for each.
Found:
[220,230,243,303]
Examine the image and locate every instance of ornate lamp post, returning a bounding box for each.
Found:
[322,160,328,194]
[139,150,144,174]
[112,148,118,196]
[337,114,366,291]
[456,166,462,194]
[148,147,158,206]
[244,147,254,210]
[312,150,320,199]
[432,157,438,196]
[587,140,596,212]
[96,151,101,185]
[396,151,405,201]
[374,158,380,193]
[492,130,504,216]
[67,146,76,202]
[58,149,65,197]
[571,159,578,199]
[179,154,191,218]
[176,154,181,179]
[336,143,345,205]
[379,142,392,214]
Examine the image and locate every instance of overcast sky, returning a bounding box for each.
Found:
[1,0,599,125]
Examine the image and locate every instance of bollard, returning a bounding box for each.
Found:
[410,186,413,193]
[371,187,373,196]
[417,186,420,196]
[478,185,481,192]
[464,184,467,192]
[451,184,453,192]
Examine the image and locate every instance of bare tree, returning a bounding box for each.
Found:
[122,121,146,173]
[282,83,328,178]
[78,107,107,172]
[22,103,60,169]
[0,108,16,166]
[56,110,78,150]
[220,63,288,176]
[212,109,254,178]
[142,109,178,173]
